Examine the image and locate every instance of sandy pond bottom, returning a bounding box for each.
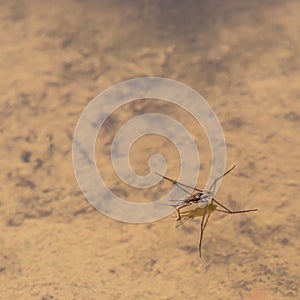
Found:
[0,0,299,299]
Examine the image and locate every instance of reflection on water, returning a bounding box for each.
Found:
[1,0,299,299]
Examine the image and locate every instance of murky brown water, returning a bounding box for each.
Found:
[1,1,299,299]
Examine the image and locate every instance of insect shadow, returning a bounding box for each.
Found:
[156,166,258,257]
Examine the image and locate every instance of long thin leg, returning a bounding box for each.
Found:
[215,208,258,214]
[209,166,236,194]
[203,212,211,230]
[213,198,257,214]
[169,200,185,208]
[155,172,204,193]
[176,203,192,221]
[199,206,207,258]
[173,183,193,195]
[156,166,236,196]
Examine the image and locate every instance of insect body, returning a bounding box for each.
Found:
[156,166,258,257]
[183,190,213,210]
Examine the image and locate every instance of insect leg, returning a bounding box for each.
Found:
[203,212,211,231]
[209,166,236,194]
[155,172,204,193]
[216,208,258,214]
[176,203,192,221]
[213,198,258,214]
[199,206,207,258]
[174,184,193,195]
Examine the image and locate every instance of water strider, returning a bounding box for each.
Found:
[156,166,258,257]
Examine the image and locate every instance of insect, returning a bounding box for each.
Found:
[156,166,258,257]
